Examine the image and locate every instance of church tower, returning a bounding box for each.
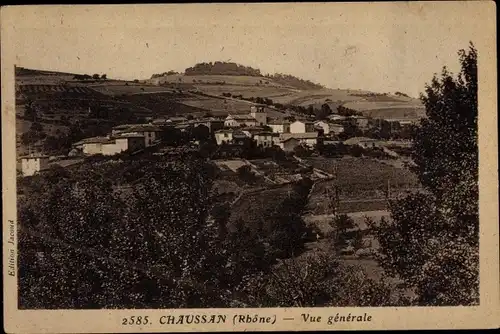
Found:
[250,105,267,126]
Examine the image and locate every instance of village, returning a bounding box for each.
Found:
[8,2,484,315]
[19,104,414,176]
[18,99,419,267]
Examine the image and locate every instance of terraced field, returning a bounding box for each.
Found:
[229,183,296,225]
[304,156,421,214]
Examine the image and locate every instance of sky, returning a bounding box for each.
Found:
[4,2,494,97]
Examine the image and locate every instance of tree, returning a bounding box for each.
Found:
[236,165,256,184]
[24,100,37,121]
[101,74,107,80]
[30,121,43,132]
[327,214,355,253]
[192,124,210,142]
[372,43,479,306]
[315,103,332,120]
[339,120,361,140]
[242,252,405,307]
[92,74,100,80]
[18,157,269,309]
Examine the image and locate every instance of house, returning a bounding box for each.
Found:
[314,121,345,135]
[278,137,301,152]
[253,132,279,148]
[232,130,252,146]
[168,116,189,124]
[350,115,369,128]
[73,134,146,156]
[290,120,315,133]
[101,134,146,155]
[343,137,381,148]
[20,154,50,177]
[112,124,162,147]
[224,105,268,128]
[190,118,225,133]
[72,136,111,155]
[268,120,291,133]
[250,105,267,125]
[215,129,234,145]
[280,132,320,147]
[224,114,258,128]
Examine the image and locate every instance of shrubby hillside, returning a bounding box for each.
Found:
[264,73,324,90]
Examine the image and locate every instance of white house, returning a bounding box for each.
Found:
[101,134,146,155]
[73,136,111,155]
[215,129,234,145]
[73,134,146,156]
[290,120,315,134]
[253,132,279,148]
[268,120,291,133]
[314,121,344,135]
[20,154,50,177]
[280,132,319,147]
[112,124,162,147]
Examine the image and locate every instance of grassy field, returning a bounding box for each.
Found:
[193,84,295,98]
[148,74,286,87]
[90,83,176,96]
[343,100,422,111]
[178,95,255,115]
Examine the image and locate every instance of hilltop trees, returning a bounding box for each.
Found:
[185,62,262,76]
[265,73,324,90]
[373,43,479,305]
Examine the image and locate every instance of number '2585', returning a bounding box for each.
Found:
[122,316,149,325]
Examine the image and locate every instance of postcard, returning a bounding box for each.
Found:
[2,2,498,333]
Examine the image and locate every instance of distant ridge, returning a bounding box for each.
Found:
[15,66,78,77]
[151,61,324,90]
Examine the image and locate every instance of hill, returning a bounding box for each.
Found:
[14,65,425,156]
[150,61,324,90]
[14,67,207,156]
[146,61,423,119]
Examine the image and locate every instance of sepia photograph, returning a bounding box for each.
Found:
[2,2,498,332]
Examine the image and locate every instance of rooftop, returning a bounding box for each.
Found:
[254,132,278,136]
[227,114,257,121]
[268,120,291,125]
[280,132,319,140]
[73,136,111,145]
[112,123,143,130]
[292,120,314,125]
[19,153,50,159]
[119,124,162,133]
[114,133,145,139]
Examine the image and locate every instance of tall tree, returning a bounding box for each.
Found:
[373,43,479,306]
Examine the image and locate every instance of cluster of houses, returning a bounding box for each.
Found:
[70,123,162,156]
[214,105,349,152]
[19,103,416,176]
